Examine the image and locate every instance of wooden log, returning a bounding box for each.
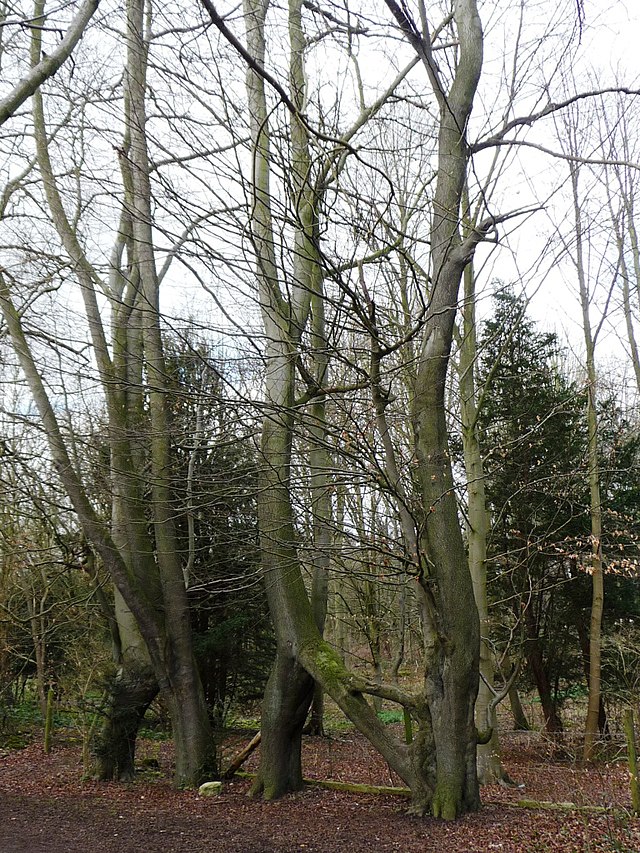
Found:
[514,799,609,814]
[304,778,411,797]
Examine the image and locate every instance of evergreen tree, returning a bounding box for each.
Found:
[164,336,272,727]
[477,287,587,733]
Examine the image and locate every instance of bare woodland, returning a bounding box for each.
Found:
[0,0,639,832]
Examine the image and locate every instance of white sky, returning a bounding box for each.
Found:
[467,0,640,387]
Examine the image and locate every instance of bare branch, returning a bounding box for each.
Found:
[0,0,100,126]
[473,87,640,154]
[478,136,640,171]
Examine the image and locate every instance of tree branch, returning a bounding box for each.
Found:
[0,0,100,126]
[473,87,640,154]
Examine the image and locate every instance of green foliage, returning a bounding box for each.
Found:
[477,285,640,719]
[477,287,588,709]
[164,334,273,725]
[0,695,38,749]
[478,286,587,545]
[376,709,404,725]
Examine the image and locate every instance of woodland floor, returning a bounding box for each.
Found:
[0,726,639,853]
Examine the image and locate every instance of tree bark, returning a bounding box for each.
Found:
[93,657,157,780]
[569,163,604,763]
[509,684,531,731]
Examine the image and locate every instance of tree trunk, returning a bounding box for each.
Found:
[93,659,157,781]
[412,289,481,813]
[508,683,531,731]
[576,618,608,737]
[391,582,407,683]
[524,607,563,734]
[251,652,314,798]
[91,582,158,781]
[569,164,605,763]
[252,386,317,795]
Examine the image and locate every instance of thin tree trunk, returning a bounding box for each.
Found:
[569,165,604,764]
[524,607,563,734]
[576,619,608,737]
[391,582,407,683]
[459,259,506,784]
[508,684,531,731]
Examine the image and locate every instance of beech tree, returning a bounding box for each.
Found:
[196,0,491,818]
[0,0,216,784]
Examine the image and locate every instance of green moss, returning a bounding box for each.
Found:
[313,646,346,685]
[431,780,463,820]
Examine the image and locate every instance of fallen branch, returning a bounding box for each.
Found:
[222,731,261,780]
[303,778,411,797]
[234,770,411,797]
[232,771,632,814]
[499,799,626,815]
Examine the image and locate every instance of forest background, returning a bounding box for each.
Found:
[1,0,640,829]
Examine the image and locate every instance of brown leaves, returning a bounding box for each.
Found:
[0,733,638,852]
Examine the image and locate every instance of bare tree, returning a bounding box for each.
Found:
[0,0,99,125]
[0,0,217,785]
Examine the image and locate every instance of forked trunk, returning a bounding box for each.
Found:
[242,0,484,820]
